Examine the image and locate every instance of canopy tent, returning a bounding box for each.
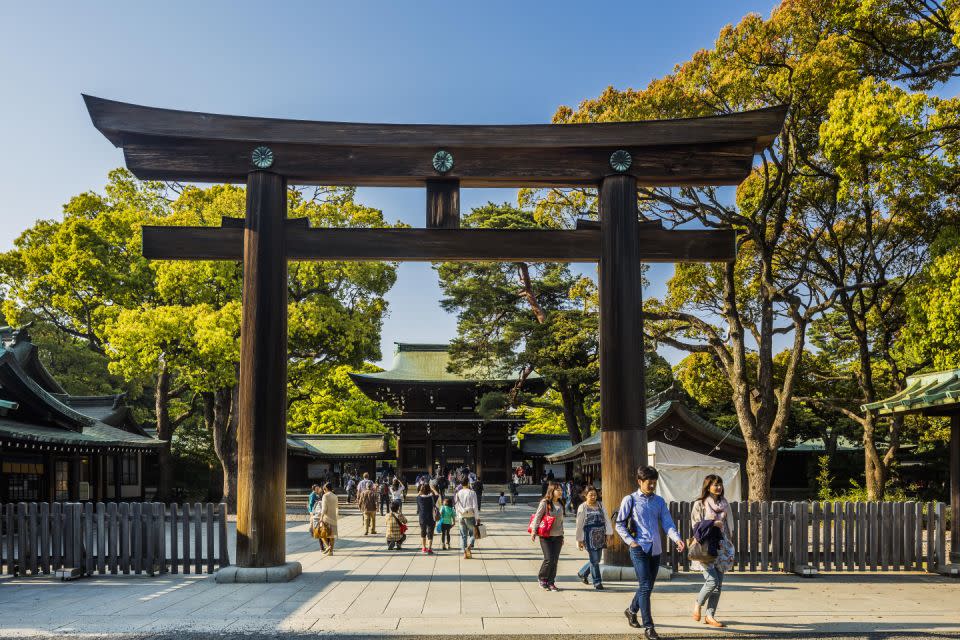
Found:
[648,440,742,503]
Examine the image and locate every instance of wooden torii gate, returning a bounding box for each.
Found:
[85,95,785,578]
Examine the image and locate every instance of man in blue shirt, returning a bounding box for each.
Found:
[615,465,685,640]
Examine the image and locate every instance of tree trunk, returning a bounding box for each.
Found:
[205,384,239,513]
[154,360,174,502]
[745,438,777,502]
[557,384,583,444]
[863,412,889,500]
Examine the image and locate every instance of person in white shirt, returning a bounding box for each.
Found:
[454,482,479,559]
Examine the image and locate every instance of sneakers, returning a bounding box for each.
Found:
[426,548,434,555]
[539,581,551,590]
[548,583,560,592]
[421,547,427,553]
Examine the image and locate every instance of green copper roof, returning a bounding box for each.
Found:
[520,434,573,456]
[286,433,390,459]
[862,369,960,416]
[545,396,744,463]
[0,418,162,449]
[352,343,539,383]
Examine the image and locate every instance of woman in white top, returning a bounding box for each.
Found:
[691,474,733,628]
[575,486,613,589]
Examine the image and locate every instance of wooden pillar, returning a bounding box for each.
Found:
[951,413,959,564]
[236,170,288,568]
[475,433,483,479]
[598,174,647,567]
[69,453,80,501]
[426,179,460,228]
[113,454,122,500]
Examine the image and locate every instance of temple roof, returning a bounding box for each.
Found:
[546,389,746,464]
[0,326,160,450]
[287,433,391,459]
[351,343,540,384]
[519,433,575,457]
[862,369,960,417]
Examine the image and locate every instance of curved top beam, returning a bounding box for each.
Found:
[83,95,787,188]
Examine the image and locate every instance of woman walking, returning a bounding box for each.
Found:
[691,474,733,628]
[315,482,339,556]
[416,482,440,554]
[530,483,565,591]
[438,497,455,550]
[575,485,612,589]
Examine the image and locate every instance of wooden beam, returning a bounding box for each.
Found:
[426,179,460,229]
[141,226,736,263]
[86,95,786,150]
[84,95,787,187]
[598,175,647,568]
[235,171,288,569]
[118,139,758,187]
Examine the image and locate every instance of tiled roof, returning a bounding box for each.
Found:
[0,417,162,449]
[286,433,390,459]
[545,396,743,463]
[351,343,539,383]
[519,433,572,456]
[862,369,960,416]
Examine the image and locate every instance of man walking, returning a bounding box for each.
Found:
[358,482,379,535]
[615,466,685,640]
[357,472,374,496]
[379,481,390,515]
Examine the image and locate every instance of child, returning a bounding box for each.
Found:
[386,500,408,551]
[439,497,456,550]
[498,491,508,512]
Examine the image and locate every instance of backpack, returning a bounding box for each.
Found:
[617,494,639,539]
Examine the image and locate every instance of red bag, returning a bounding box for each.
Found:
[527,510,556,537]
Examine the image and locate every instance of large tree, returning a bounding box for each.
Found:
[437,203,600,443]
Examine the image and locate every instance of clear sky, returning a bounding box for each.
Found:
[0,1,780,367]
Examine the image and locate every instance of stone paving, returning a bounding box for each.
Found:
[0,506,957,637]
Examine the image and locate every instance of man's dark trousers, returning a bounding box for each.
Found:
[628,545,661,629]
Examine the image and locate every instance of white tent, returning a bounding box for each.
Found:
[647,440,742,502]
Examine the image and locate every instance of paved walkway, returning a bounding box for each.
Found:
[0,506,957,637]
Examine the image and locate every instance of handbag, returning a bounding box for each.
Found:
[475,523,487,539]
[715,539,735,572]
[527,509,556,537]
[318,522,331,539]
[435,520,443,534]
[311,522,321,539]
[685,536,716,563]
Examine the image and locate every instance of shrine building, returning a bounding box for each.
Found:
[350,343,546,483]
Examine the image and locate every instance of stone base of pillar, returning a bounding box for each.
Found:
[937,563,960,578]
[599,563,672,582]
[214,561,302,584]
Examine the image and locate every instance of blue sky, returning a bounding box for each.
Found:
[0,1,780,366]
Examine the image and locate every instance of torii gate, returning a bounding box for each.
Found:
[85,95,785,581]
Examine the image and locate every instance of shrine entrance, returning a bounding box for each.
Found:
[85,94,785,579]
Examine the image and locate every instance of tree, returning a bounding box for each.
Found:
[437,203,600,443]
[527,0,959,499]
[902,228,960,370]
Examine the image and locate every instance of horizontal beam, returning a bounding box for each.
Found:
[120,139,758,188]
[142,227,736,263]
[85,95,787,187]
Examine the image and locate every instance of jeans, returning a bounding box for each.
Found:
[577,547,603,585]
[628,546,660,629]
[538,536,564,583]
[379,496,389,515]
[697,565,724,617]
[459,516,476,549]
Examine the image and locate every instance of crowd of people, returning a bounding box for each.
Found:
[307,465,733,640]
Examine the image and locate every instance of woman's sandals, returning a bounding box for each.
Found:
[692,603,701,622]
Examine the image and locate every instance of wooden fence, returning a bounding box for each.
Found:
[0,502,230,577]
[663,500,952,574]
